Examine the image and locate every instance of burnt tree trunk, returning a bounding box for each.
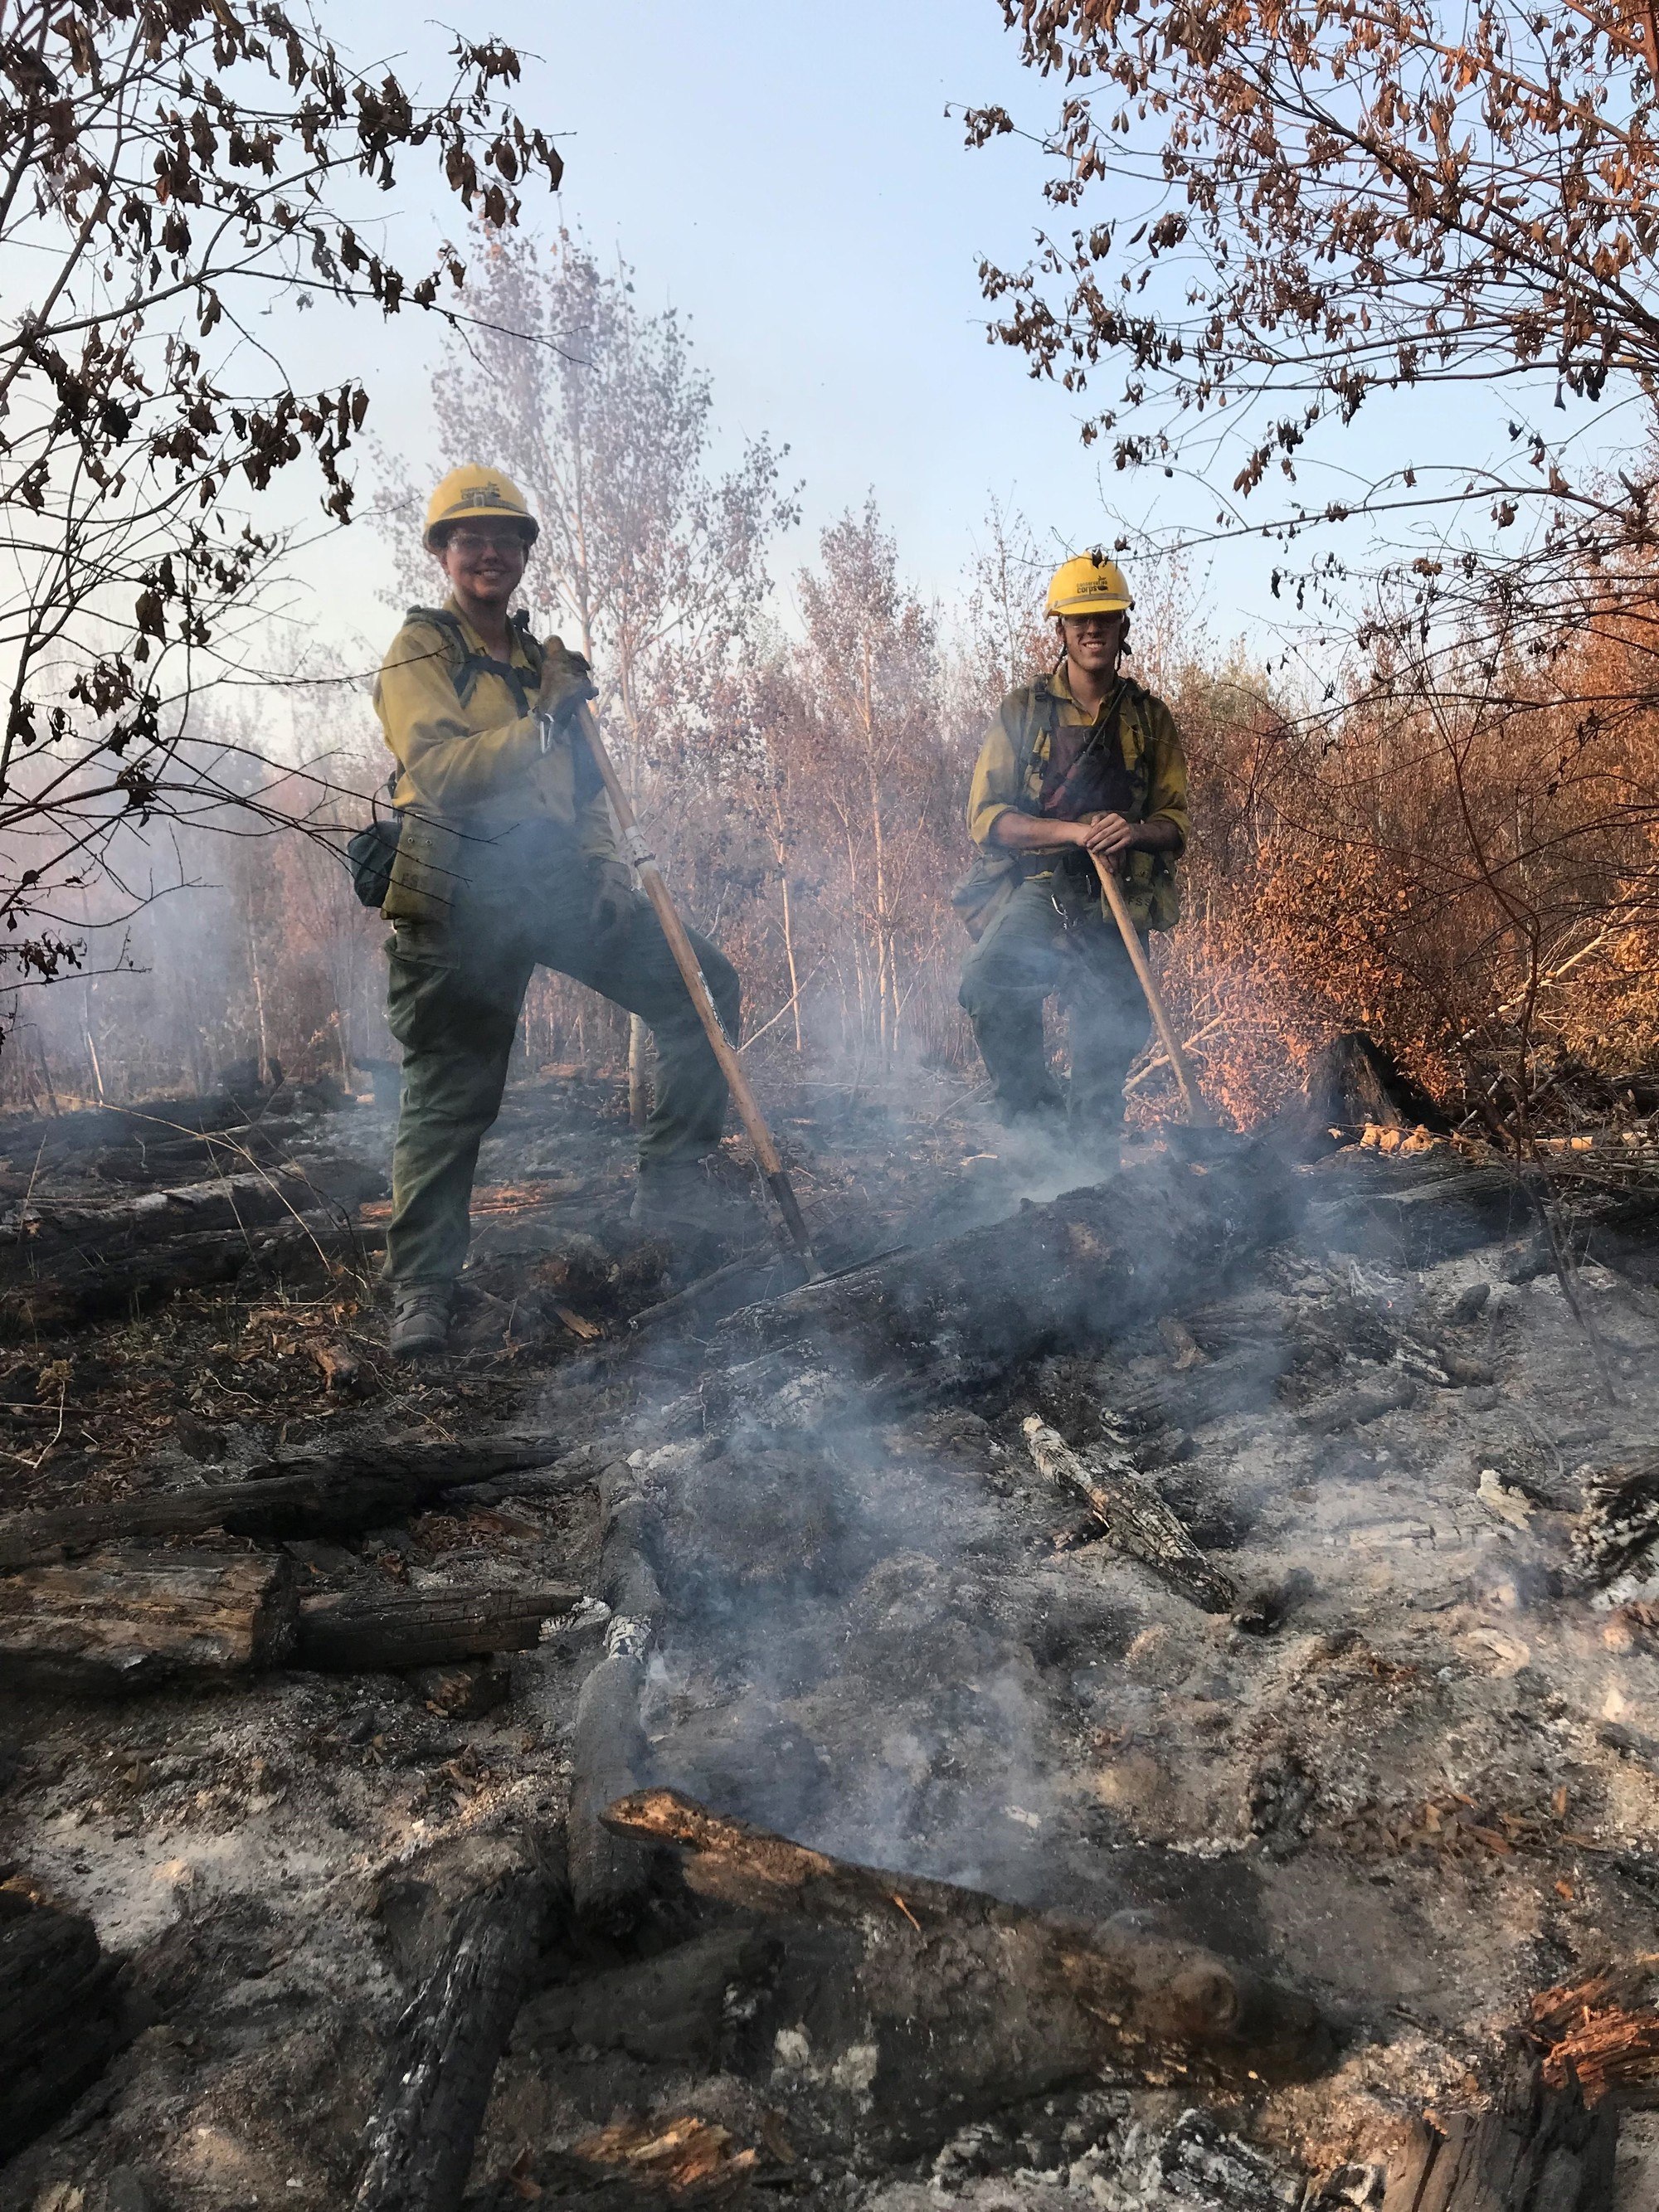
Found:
[0,1215,385,1335]
[601,1788,1330,2154]
[0,1551,296,1695]
[355,1867,552,2212]
[708,1141,1299,1394]
[294,1583,577,1672]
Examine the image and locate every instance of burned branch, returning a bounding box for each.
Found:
[1022,1415,1238,1613]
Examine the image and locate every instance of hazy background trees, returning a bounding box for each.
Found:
[7,2,1659,1145]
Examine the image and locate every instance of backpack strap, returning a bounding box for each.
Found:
[405,605,538,719]
[1014,678,1064,808]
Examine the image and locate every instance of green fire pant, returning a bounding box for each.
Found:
[384,879,740,1291]
[959,874,1151,1129]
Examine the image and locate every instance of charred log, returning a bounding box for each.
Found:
[0,1549,296,1695]
[294,1582,578,1672]
[601,1789,1331,2152]
[0,1155,385,1264]
[1022,1416,1237,1613]
[569,1465,664,1934]
[708,1143,1300,1393]
[513,1930,779,2070]
[0,1212,385,1335]
[0,1889,122,2154]
[356,1865,552,2212]
[0,1439,573,1569]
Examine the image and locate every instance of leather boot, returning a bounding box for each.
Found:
[389,1282,453,1359]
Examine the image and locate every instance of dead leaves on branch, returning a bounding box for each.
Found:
[972,0,1659,604]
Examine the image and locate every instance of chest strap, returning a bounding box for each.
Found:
[406,605,545,718]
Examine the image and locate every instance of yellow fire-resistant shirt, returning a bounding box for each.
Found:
[963,663,1190,932]
[372,599,621,923]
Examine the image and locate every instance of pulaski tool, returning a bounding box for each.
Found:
[572,702,825,1279]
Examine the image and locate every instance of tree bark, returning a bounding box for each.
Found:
[1022,1416,1238,1613]
[0,1550,296,1695]
[356,1867,551,2212]
[294,1583,577,1672]
[0,1439,573,1569]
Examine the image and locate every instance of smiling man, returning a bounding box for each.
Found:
[956,552,1189,1160]
[371,466,742,1359]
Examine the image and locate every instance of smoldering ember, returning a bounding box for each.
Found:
[12,3,1659,2210]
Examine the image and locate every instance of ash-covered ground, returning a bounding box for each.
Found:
[2,1069,1658,2209]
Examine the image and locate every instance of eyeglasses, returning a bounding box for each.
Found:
[447,529,528,557]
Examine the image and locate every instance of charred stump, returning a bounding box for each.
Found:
[1376,2053,1616,2210]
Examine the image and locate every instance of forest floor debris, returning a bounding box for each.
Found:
[2,1067,1659,2206]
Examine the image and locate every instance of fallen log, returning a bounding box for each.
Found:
[0,1888,123,2155]
[708,1140,1300,1394]
[0,1155,384,1259]
[0,1438,573,1570]
[294,1582,578,1672]
[601,1789,1330,2153]
[569,1462,664,1933]
[356,1864,552,2212]
[0,1212,386,1336]
[1375,2054,1616,2210]
[1022,1416,1237,1613]
[0,1550,295,1695]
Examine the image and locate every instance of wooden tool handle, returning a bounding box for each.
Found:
[572,705,822,1274]
[1089,854,1214,1127]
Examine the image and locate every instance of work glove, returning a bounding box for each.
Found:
[537,639,597,727]
[589,857,637,955]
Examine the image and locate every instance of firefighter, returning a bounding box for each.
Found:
[373,466,742,1359]
[956,552,1189,1153]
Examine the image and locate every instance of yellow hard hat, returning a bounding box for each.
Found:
[423,465,538,550]
[1046,552,1132,619]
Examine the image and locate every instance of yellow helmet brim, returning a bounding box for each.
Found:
[1050,591,1131,617]
[424,506,539,552]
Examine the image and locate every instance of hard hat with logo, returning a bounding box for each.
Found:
[1045,552,1132,620]
[423,466,539,550]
